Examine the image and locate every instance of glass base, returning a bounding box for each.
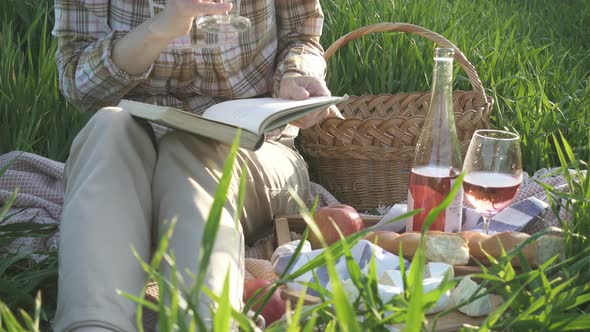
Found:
[196,15,251,34]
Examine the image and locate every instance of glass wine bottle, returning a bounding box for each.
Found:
[406,48,463,233]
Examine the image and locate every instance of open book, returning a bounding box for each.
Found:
[120,96,347,150]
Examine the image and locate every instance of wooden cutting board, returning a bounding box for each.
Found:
[273,214,494,331]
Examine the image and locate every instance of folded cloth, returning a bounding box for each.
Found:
[374,197,550,234]
[464,197,549,233]
[271,239,406,295]
[271,239,456,314]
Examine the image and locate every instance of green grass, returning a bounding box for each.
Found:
[0,0,90,162]
[3,131,588,331]
[321,0,590,173]
[0,0,589,330]
[1,0,589,168]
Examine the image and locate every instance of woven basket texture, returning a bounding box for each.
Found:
[300,23,493,211]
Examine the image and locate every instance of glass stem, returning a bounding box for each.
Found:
[482,216,491,234]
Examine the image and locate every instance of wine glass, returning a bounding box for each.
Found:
[462,130,523,234]
[196,0,251,34]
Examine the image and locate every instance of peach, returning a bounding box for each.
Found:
[309,204,363,248]
[243,278,286,325]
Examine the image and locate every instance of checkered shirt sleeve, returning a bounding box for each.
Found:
[273,0,327,96]
[53,1,153,111]
[52,0,326,114]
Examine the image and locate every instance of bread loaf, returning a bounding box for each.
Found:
[461,231,564,267]
[425,232,470,265]
[364,231,469,265]
[536,233,565,266]
[364,231,401,250]
[462,231,534,266]
[364,230,565,267]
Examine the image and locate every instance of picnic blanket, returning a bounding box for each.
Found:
[0,150,576,330]
[0,151,341,262]
[0,150,573,261]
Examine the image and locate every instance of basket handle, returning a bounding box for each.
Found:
[324,22,488,105]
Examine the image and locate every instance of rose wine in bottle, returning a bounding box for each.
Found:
[406,48,463,233]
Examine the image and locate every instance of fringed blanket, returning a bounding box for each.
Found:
[0,150,575,330]
[0,151,570,263]
[0,151,340,263]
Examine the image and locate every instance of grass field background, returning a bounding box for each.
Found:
[0,0,589,329]
[1,0,589,171]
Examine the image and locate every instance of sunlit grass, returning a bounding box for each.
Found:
[0,0,89,162]
[321,0,590,173]
[0,0,589,330]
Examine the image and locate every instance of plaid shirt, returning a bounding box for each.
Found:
[52,0,326,117]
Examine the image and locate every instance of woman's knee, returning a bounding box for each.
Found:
[70,106,155,151]
[90,106,151,138]
[66,106,157,178]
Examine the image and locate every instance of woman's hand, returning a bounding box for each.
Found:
[155,0,232,39]
[289,105,343,129]
[279,73,344,129]
[113,0,231,75]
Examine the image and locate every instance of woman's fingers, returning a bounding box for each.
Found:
[168,0,231,19]
[291,106,340,129]
[191,0,232,15]
[279,75,342,128]
[304,78,331,97]
[279,75,331,100]
[282,86,310,100]
[157,0,233,38]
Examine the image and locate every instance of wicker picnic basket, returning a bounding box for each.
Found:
[299,23,493,211]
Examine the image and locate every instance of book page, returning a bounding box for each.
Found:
[201,96,344,134]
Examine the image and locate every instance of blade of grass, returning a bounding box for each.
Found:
[192,130,241,305]
[213,271,233,332]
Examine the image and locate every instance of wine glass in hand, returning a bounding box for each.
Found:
[462,130,523,234]
[196,0,251,34]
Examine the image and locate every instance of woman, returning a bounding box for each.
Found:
[52,0,341,330]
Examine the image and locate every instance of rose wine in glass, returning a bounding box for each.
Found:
[463,172,521,216]
[462,130,523,234]
[196,0,251,34]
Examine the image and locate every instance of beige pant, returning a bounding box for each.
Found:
[53,107,310,332]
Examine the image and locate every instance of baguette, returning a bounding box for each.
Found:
[462,231,535,266]
[364,231,469,265]
[364,231,401,250]
[462,231,565,267]
[365,230,565,267]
